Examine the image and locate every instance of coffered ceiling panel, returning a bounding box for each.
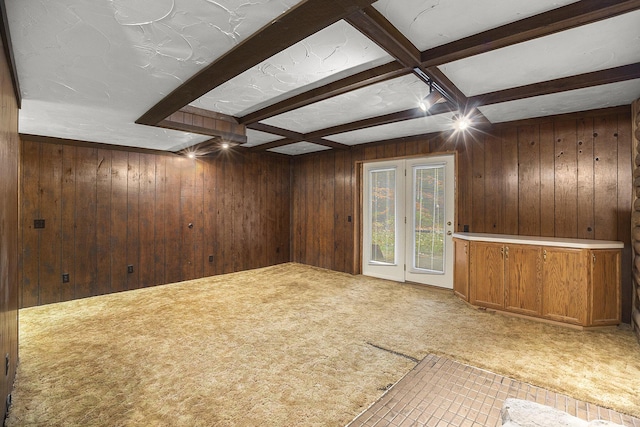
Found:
[245,128,282,148]
[478,79,640,123]
[267,141,331,156]
[328,111,457,146]
[261,74,429,134]
[372,0,579,51]
[440,10,640,97]
[190,20,393,117]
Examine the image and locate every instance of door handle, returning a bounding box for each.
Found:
[447,231,452,235]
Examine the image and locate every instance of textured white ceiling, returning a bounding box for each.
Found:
[478,79,640,123]
[267,142,331,156]
[440,10,640,97]
[373,0,579,51]
[262,74,430,133]
[6,0,639,155]
[7,0,299,149]
[245,128,282,148]
[190,20,393,117]
[327,111,457,145]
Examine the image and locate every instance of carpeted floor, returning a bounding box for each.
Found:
[6,263,640,426]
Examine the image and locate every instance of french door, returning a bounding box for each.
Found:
[362,155,455,288]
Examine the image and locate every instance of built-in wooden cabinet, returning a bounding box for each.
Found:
[454,234,622,328]
[505,244,542,317]
[470,242,504,310]
[453,238,469,300]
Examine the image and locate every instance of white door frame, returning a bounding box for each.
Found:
[360,154,456,288]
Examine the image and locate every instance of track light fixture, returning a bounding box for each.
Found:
[418,90,444,113]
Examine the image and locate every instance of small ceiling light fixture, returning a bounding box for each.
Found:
[187,152,196,159]
[418,80,444,113]
[452,114,471,131]
[221,142,230,149]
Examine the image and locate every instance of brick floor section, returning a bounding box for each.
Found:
[347,354,640,427]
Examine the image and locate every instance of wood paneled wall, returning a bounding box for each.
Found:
[631,98,640,341]
[0,36,20,422]
[19,139,291,308]
[291,108,633,323]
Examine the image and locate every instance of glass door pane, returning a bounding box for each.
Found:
[412,164,445,273]
[370,168,396,265]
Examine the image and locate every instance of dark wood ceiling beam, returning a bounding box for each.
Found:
[250,138,297,151]
[422,66,468,107]
[137,0,377,126]
[421,0,640,68]
[248,123,350,150]
[470,62,640,106]
[345,6,420,68]
[247,122,305,141]
[305,101,456,139]
[306,138,351,150]
[240,62,410,125]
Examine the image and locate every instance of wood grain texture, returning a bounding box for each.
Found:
[590,249,621,325]
[518,126,541,235]
[453,238,469,301]
[504,244,542,316]
[542,247,588,325]
[19,139,291,307]
[0,34,19,422]
[470,241,504,309]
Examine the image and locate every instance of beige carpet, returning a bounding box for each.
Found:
[7,263,640,426]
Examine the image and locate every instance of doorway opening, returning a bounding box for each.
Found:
[361,154,455,288]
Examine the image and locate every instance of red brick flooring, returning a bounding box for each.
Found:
[347,354,640,427]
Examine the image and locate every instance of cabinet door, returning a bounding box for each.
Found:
[504,244,542,316]
[453,239,469,301]
[589,249,620,325]
[470,242,504,309]
[542,248,588,325]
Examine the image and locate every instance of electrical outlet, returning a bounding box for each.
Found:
[127,265,134,274]
[62,273,69,283]
[348,215,352,223]
[463,224,469,232]
[208,255,213,262]
[34,219,45,229]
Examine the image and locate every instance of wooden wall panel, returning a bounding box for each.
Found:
[484,133,503,232]
[576,118,595,239]
[75,146,97,299]
[593,115,619,241]
[153,155,166,286]
[1,35,20,422]
[518,125,540,236]
[96,149,112,295]
[554,120,579,238]
[471,136,486,233]
[61,145,77,302]
[139,153,156,288]
[19,140,291,308]
[20,140,39,307]
[126,153,140,289]
[291,108,633,322]
[110,151,128,293]
[502,127,520,235]
[40,143,63,304]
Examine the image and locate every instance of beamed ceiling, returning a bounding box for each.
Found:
[5,0,640,156]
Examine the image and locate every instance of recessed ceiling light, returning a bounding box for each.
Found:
[221,143,230,149]
[452,114,471,131]
[187,152,196,159]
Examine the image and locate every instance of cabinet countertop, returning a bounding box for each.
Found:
[452,232,624,249]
